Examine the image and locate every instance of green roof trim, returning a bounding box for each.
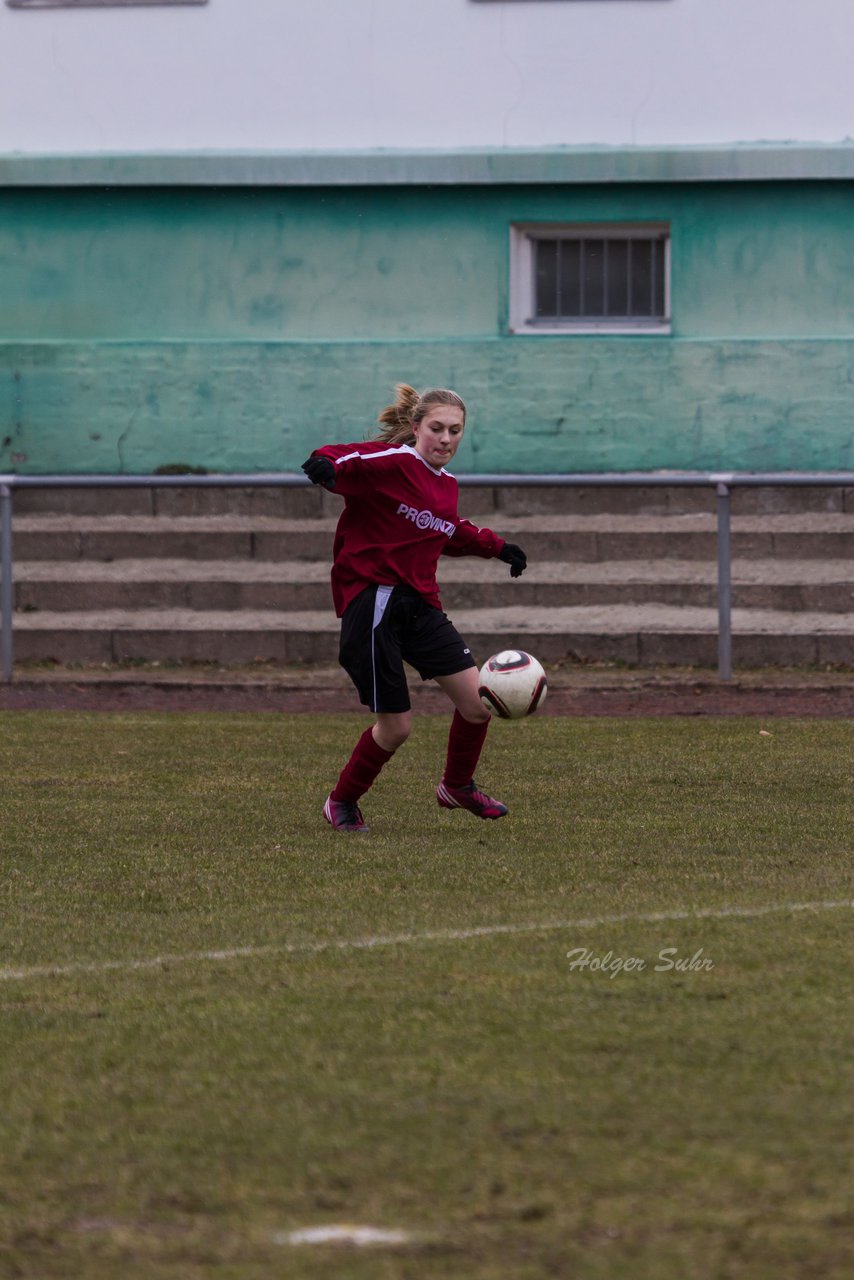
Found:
[2,144,854,187]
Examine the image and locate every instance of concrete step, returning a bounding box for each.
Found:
[11,514,355,562]
[11,604,854,668]
[10,558,854,613]
[11,482,854,518]
[6,501,853,669]
[12,512,854,562]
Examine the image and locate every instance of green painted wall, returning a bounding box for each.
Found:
[2,181,854,472]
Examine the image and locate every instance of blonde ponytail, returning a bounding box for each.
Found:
[376,383,421,445]
[375,384,466,445]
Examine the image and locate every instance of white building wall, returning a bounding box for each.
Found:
[1,0,853,154]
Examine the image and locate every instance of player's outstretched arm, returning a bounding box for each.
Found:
[442,516,505,560]
[304,444,402,498]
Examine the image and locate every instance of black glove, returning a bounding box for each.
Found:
[498,542,527,578]
[301,455,336,489]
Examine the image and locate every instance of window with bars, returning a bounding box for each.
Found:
[510,223,670,333]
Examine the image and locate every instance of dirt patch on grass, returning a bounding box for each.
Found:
[1,664,852,716]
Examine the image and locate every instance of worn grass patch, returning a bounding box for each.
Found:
[1,712,852,1279]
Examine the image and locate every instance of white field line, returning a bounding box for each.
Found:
[278,1224,413,1247]
[1,898,852,985]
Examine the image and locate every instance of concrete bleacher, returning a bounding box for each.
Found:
[8,482,854,669]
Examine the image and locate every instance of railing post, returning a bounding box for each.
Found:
[0,483,13,684]
[716,481,732,681]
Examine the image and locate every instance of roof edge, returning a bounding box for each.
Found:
[3,143,854,187]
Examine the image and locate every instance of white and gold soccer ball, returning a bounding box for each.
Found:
[478,650,548,720]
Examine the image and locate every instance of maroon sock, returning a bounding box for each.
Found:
[442,710,489,788]
[331,727,395,804]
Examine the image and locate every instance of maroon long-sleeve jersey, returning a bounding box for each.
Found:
[312,440,506,616]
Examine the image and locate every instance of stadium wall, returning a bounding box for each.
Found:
[2,150,854,475]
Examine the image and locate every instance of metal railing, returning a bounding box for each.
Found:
[1,470,853,685]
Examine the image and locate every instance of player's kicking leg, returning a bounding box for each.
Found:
[434,668,507,820]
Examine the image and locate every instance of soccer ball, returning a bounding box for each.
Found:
[478,650,548,719]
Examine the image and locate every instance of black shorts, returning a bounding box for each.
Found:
[338,584,476,714]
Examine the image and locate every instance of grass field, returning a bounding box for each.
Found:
[1,710,852,1280]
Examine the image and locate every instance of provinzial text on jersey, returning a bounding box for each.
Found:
[396,503,456,537]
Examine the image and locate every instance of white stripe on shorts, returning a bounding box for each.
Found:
[370,585,394,712]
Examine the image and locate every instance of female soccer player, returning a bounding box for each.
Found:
[302,384,527,832]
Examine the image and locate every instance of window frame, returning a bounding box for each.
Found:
[509,221,672,335]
